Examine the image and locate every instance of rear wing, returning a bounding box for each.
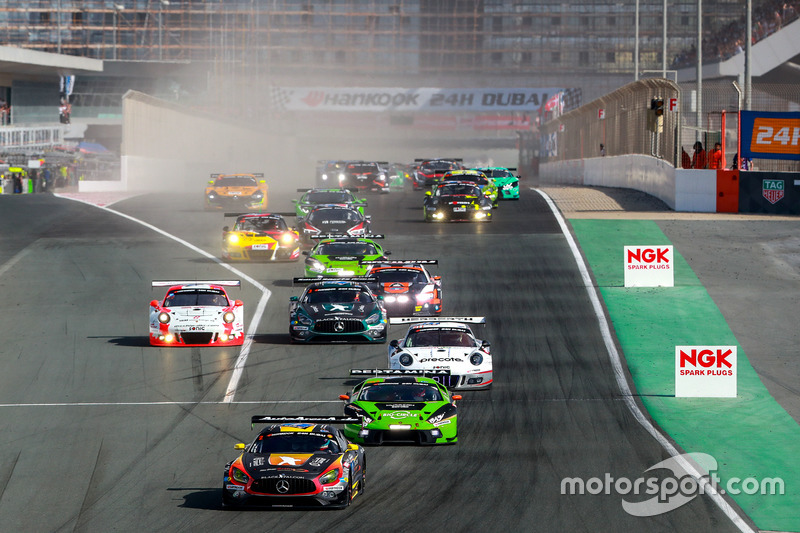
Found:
[310,233,384,240]
[210,173,264,179]
[151,280,241,288]
[389,316,485,325]
[414,158,463,162]
[223,212,295,218]
[361,259,437,265]
[350,368,451,377]
[293,277,376,285]
[251,415,360,430]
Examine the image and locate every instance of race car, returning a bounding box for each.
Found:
[472,167,520,200]
[339,161,390,192]
[316,160,348,187]
[293,188,368,218]
[222,212,300,262]
[340,370,460,445]
[222,416,366,509]
[362,260,442,317]
[205,173,268,210]
[387,317,492,390]
[289,278,388,343]
[423,181,493,222]
[297,205,371,245]
[443,169,499,206]
[149,280,244,346]
[411,158,463,190]
[304,236,389,277]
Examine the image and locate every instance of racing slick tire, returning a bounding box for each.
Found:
[334,468,354,508]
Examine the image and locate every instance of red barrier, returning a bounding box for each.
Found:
[716,169,739,213]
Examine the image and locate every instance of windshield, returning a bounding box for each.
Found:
[236,217,286,232]
[308,208,361,225]
[213,177,257,187]
[422,161,458,171]
[303,287,374,304]
[359,383,442,402]
[250,433,341,454]
[373,270,427,284]
[306,191,354,204]
[347,163,379,173]
[404,329,476,347]
[481,169,512,178]
[446,173,486,184]
[438,184,480,196]
[316,242,378,256]
[164,289,229,307]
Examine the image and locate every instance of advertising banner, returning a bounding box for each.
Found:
[270,87,562,113]
[739,110,800,161]
[623,245,674,287]
[675,346,737,398]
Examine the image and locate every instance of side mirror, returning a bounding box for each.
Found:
[222,226,229,232]
[150,300,159,307]
[365,215,372,221]
[290,296,299,302]
[389,339,399,348]
[347,443,359,450]
[234,443,245,450]
[384,251,392,256]
[433,276,441,282]
[234,300,244,306]
[208,180,214,185]
[452,395,462,401]
[339,394,350,401]
[302,251,309,256]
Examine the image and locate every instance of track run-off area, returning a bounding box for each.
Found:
[0,185,797,532]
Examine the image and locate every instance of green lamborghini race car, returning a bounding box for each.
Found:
[472,167,520,200]
[303,236,390,277]
[339,370,460,445]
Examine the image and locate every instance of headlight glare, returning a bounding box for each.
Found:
[158,312,170,324]
[223,311,235,323]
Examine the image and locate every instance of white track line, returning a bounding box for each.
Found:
[0,244,35,277]
[535,188,754,533]
[54,194,269,403]
[0,401,338,407]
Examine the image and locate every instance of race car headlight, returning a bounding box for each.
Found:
[307,258,325,273]
[231,466,249,484]
[378,173,386,180]
[223,311,235,324]
[398,353,413,366]
[297,312,313,325]
[321,173,329,180]
[319,468,340,485]
[157,312,170,324]
[207,193,216,199]
[365,312,381,325]
[469,353,483,366]
[338,173,346,181]
[227,234,240,244]
[280,232,296,245]
[252,191,264,200]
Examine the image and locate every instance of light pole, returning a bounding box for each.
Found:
[113,4,124,60]
[159,0,170,60]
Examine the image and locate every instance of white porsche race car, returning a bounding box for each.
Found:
[388,317,492,390]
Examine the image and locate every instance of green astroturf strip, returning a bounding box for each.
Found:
[570,219,800,531]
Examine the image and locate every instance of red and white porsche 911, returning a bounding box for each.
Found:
[149,281,245,347]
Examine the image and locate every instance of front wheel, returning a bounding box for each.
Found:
[336,470,353,508]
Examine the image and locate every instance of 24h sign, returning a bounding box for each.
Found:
[762,179,785,204]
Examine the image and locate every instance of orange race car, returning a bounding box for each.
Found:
[205,173,268,210]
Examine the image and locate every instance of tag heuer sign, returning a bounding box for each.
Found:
[762,179,785,204]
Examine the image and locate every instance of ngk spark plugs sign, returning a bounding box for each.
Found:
[675,346,737,397]
[624,246,674,287]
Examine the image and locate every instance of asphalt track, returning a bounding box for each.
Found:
[0,188,750,532]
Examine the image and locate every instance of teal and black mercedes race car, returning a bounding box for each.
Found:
[303,236,389,277]
[339,370,460,445]
[472,167,520,200]
[293,188,368,218]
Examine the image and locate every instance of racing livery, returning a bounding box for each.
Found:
[297,205,371,244]
[423,181,493,222]
[222,416,366,509]
[205,173,268,210]
[222,212,300,262]
[443,169,499,206]
[289,278,388,343]
[340,371,460,445]
[339,161,389,192]
[149,281,244,346]
[472,166,520,200]
[293,188,368,218]
[304,236,389,277]
[412,158,463,190]
[362,260,442,317]
[388,317,492,390]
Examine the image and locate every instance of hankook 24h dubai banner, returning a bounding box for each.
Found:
[739,110,800,161]
[269,87,563,113]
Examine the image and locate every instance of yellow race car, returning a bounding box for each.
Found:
[205,173,268,210]
[222,213,301,262]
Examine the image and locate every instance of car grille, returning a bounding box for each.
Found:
[251,477,316,495]
[314,318,366,333]
[180,332,214,344]
[429,374,461,389]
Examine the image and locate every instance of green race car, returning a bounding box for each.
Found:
[442,169,499,207]
[472,167,520,200]
[339,370,460,445]
[303,236,390,277]
[293,188,368,218]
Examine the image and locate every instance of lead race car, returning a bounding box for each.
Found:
[387,317,492,390]
[205,173,268,211]
[149,280,244,346]
[340,370,460,445]
[222,416,366,509]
